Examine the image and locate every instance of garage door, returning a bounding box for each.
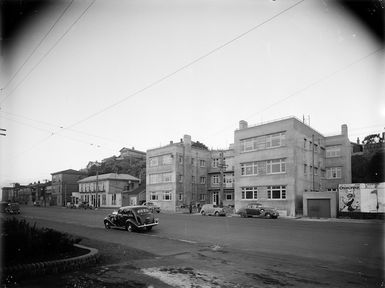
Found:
[307,199,331,218]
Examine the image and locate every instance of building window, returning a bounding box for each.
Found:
[111,194,117,205]
[199,194,206,201]
[326,167,342,179]
[163,191,172,201]
[150,192,158,200]
[179,194,183,201]
[200,160,206,167]
[212,175,219,184]
[267,186,286,199]
[327,188,338,192]
[241,187,258,200]
[200,176,206,184]
[314,167,318,175]
[241,162,258,176]
[102,195,106,205]
[149,172,173,184]
[226,193,233,200]
[240,132,285,153]
[179,156,183,164]
[179,175,183,182]
[191,158,195,165]
[326,146,341,158]
[266,159,286,174]
[212,158,219,168]
[149,157,159,167]
[192,176,195,183]
[304,164,307,175]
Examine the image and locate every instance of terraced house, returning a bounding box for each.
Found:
[234,117,351,217]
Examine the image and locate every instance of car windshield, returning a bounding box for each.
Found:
[135,208,151,214]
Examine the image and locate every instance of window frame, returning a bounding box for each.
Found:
[267,185,286,200]
[241,187,258,200]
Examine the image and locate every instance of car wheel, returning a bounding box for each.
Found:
[104,221,110,229]
[201,210,206,216]
[265,213,271,219]
[214,211,219,216]
[126,223,133,232]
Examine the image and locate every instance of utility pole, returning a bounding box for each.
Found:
[312,134,315,191]
[95,161,100,208]
[218,151,228,208]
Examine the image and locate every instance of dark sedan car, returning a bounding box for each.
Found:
[237,202,279,219]
[104,206,159,232]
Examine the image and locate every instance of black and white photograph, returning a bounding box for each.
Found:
[0,0,384,287]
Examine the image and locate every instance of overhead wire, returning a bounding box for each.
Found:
[1,0,306,157]
[202,46,384,142]
[0,114,108,150]
[62,0,306,130]
[0,0,74,92]
[0,110,126,145]
[0,0,96,105]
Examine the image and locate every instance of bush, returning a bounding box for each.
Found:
[2,217,81,266]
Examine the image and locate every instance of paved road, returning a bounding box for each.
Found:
[8,205,385,287]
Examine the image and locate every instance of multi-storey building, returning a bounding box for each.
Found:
[146,135,211,212]
[51,169,87,206]
[207,147,235,207]
[234,117,351,217]
[76,173,140,208]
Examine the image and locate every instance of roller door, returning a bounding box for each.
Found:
[307,199,331,218]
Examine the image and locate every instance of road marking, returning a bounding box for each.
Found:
[148,234,197,244]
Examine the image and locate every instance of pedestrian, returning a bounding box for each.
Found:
[189,202,192,214]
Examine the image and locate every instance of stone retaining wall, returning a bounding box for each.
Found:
[1,244,99,281]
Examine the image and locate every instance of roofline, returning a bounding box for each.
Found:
[235,116,326,137]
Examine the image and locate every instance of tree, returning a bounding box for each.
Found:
[362,133,383,145]
[367,151,384,183]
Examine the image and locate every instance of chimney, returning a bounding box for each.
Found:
[341,124,348,136]
[183,135,191,145]
[357,137,360,144]
[239,120,248,129]
[170,140,173,144]
[132,147,135,150]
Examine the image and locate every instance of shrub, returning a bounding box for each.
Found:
[2,217,81,266]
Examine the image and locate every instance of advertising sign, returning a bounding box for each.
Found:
[339,183,385,213]
[339,184,360,212]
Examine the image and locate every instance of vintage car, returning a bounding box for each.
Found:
[200,204,226,216]
[104,206,159,232]
[142,201,161,213]
[237,202,279,219]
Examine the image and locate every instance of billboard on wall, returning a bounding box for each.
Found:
[339,183,385,213]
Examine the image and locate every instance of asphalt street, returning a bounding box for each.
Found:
[4,206,384,287]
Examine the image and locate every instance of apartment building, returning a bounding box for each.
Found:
[146,135,210,212]
[208,147,235,207]
[76,173,140,208]
[234,117,351,217]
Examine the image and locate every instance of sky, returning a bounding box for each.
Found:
[0,0,384,189]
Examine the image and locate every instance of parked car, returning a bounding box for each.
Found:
[200,204,226,216]
[142,202,160,213]
[33,201,41,206]
[104,206,159,232]
[237,202,279,219]
[5,202,20,214]
[78,202,94,209]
